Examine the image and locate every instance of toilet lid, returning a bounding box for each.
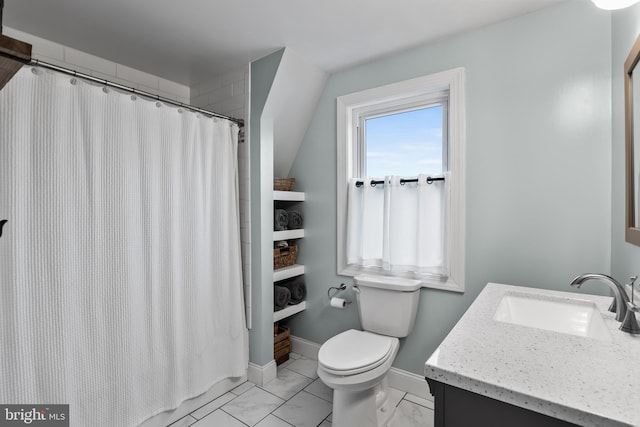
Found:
[318,330,396,375]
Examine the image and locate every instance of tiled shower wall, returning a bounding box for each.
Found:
[4,28,191,103]
[191,67,252,327]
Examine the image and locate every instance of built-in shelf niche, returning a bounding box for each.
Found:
[273,190,306,322]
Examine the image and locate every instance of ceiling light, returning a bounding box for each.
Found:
[592,0,640,10]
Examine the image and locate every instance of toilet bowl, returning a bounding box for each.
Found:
[316,275,422,427]
[317,329,399,427]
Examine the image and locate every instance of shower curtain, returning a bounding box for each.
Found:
[0,67,247,426]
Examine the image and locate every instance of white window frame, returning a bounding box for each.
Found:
[336,67,466,292]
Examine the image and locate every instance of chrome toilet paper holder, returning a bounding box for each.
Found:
[328,283,352,305]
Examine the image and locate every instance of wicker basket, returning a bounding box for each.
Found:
[273,242,298,270]
[274,325,291,365]
[274,178,296,191]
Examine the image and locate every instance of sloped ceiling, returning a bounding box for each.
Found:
[3,0,567,85]
[263,49,327,178]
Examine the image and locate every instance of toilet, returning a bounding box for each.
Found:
[317,274,422,427]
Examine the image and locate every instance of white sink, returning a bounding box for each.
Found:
[494,292,612,341]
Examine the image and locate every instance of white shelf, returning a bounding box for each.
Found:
[274,264,305,282]
[272,190,306,323]
[274,190,305,201]
[273,301,306,323]
[274,229,304,240]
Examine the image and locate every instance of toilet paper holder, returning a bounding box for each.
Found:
[328,283,352,305]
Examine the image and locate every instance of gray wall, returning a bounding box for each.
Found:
[283,1,613,375]
[611,6,640,287]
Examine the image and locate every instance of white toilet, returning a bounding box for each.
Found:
[317,274,422,427]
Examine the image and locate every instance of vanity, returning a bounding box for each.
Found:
[424,283,640,427]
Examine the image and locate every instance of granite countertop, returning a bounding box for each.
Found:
[424,282,640,427]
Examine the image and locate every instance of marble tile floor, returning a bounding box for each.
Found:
[166,353,435,427]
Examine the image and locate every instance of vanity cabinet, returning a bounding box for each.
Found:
[426,379,579,427]
[273,190,306,322]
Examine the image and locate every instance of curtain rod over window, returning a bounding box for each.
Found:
[28,59,245,129]
[355,176,445,188]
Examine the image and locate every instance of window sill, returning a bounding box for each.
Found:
[339,264,464,293]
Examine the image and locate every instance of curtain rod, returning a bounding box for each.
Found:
[28,58,245,129]
[355,176,445,188]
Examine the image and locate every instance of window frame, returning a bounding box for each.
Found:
[336,68,466,292]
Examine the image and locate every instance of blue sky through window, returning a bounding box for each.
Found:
[365,105,443,178]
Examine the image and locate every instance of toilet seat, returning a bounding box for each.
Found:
[318,329,397,376]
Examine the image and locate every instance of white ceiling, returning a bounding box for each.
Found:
[3,0,567,86]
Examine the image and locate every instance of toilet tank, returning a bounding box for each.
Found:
[354,274,422,338]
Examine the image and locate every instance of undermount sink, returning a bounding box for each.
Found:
[494,292,612,341]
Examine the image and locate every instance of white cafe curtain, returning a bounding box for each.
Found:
[346,173,449,275]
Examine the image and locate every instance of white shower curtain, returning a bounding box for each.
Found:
[0,67,247,426]
[346,173,448,275]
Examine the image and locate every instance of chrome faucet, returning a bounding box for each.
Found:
[570,273,640,334]
[570,274,627,321]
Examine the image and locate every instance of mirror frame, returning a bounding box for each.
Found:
[625,32,640,245]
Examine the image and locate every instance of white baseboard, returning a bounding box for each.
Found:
[139,375,247,427]
[247,360,277,386]
[290,335,432,401]
[388,367,431,401]
[290,334,320,360]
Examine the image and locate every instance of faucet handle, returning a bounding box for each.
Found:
[620,277,640,334]
[628,276,638,304]
[621,301,640,334]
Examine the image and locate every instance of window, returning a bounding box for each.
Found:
[336,68,465,292]
[363,103,447,177]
